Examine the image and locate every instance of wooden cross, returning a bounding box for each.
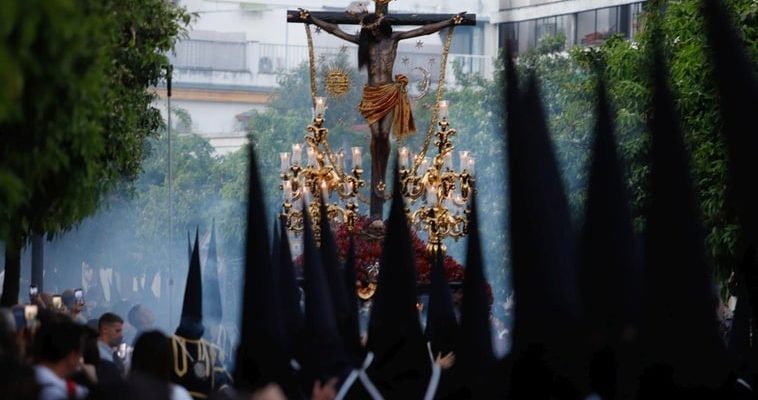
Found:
[286,5,476,27]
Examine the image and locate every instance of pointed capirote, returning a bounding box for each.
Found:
[638,38,729,393]
[425,249,460,357]
[318,200,361,365]
[177,228,204,339]
[277,218,306,365]
[579,78,642,398]
[506,63,584,396]
[459,195,496,398]
[366,159,430,399]
[302,205,348,387]
[203,219,223,325]
[234,146,290,392]
[703,6,758,383]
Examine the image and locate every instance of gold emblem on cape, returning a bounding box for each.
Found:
[324,67,351,98]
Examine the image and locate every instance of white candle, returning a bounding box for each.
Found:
[336,152,345,170]
[302,186,311,205]
[283,180,292,202]
[399,147,410,168]
[438,100,449,119]
[443,152,453,170]
[307,147,317,166]
[467,157,476,175]
[320,180,329,200]
[459,151,470,171]
[280,152,290,173]
[426,184,437,204]
[444,192,454,209]
[420,157,430,172]
[314,96,327,117]
[352,147,362,169]
[292,143,303,165]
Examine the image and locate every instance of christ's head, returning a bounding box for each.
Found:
[358,14,392,70]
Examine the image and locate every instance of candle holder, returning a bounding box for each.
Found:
[279,113,365,243]
[399,115,475,255]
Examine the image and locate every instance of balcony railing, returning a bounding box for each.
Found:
[168,39,493,90]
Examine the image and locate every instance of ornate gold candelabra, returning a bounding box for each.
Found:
[279,98,365,242]
[399,108,476,255]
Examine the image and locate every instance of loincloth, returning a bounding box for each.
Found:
[358,74,416,140]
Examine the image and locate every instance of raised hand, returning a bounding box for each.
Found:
[436,351,457,370]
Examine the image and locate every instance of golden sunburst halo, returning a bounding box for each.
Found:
[324,66,352,98]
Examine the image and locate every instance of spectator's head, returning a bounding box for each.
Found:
[98,313,123,347]
[131,331,171,382]
[62,289,77,310]
[128,305,156,333]
[32,320,84,377]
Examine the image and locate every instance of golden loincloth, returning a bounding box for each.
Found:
[358,74,416,140]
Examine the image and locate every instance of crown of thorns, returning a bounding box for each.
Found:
[361,14,385,29]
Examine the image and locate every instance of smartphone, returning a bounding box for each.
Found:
[74,288,84,305]
[24,305,38,327]
[52,295,63,309]
[117,343,127,359]
[29,284,38,300]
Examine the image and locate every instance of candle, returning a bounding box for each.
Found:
[320,180,329,200]
[345,181,354,195]
[444,192,454,209]
[307,147,316,166]
[352,147,362,169]
[292,143,303,165]
[399,147,410,168]
[420,157,430,172]
[443,152,453,170]
[426,184,437,204]
[336,152,345,170]
[314,97,327,117]
[459,151,470,171]
[467,157,476,175]
[302,186,311,205]
[283,180,292,202]
[438,100,449,119]
[280,152,290,173]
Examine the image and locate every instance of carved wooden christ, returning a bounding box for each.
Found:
[288,5,476,219]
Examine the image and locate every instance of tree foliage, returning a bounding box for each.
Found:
[0,0,190,305]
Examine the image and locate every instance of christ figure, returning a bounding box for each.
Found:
[299,9,466,219]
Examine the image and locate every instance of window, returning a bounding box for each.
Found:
[577,10,598,45]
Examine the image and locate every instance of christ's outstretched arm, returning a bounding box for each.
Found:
[299,8,360,44]
[394,12,466,40]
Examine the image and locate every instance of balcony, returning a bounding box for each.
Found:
[167,39,493,92]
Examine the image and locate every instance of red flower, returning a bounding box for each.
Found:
[293,216,492,307]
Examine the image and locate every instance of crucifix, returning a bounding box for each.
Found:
[287,2,476,220]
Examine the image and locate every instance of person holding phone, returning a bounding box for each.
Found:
[62,289,87,324]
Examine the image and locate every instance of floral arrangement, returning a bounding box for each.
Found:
[295,216,492,306]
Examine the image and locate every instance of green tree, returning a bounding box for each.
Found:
[0,0,190,305]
